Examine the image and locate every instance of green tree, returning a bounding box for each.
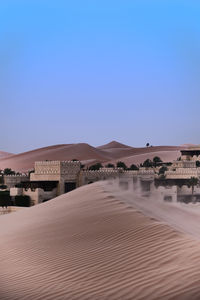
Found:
[159,166,168,175]
[116,161,127,170]
[153,156,162,167]
[105,163,115,168]
[142,159,153,168]
[3,168,15,175]
[196,161,200,167]
[129,164,139,170]
[89,163,103,170]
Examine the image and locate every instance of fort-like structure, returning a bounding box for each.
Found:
[7,146,200,205]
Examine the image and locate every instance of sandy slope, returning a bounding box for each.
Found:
[1,182,200,299]
[0,151,13,159]
[0,143,112,172]
[97,141,132,149]
[109,150,181,165]
[0,141,182,172]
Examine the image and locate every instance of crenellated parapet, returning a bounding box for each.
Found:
[3,175,28,177]
[60,161,81,175]
[34,160,81,176]
[34,161,60,175]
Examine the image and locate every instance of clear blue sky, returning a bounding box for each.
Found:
[1,0,200,153]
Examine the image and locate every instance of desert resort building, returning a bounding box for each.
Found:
[2,146,200,206]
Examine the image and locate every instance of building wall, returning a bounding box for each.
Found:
[151,185,178,202]
[23,188,57,205]
[165,168,198,179]
[10,187,23,197]
[172,160,196,169]
[80,169,122,185]
[4,175,29,189]
[31,161,81,195]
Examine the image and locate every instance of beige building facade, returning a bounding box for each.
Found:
[8,146,200,205]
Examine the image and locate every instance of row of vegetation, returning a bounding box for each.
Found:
[0,191,30,208]
[88,162,139,171]
[88,156,165,171]
[0,168,24,190]
[0,168,22,175]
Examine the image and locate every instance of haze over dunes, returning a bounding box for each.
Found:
[0,141,183,172]
[1,182,200,299]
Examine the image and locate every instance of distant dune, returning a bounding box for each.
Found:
[0,143,111,172]
[0,141,184,172]
[1,182,200,299]
[97,140,132,149]
[109,150,181,166]
[0,151,13,159]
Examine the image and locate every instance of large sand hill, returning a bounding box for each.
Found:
[1,182,200,299]
[0,141,183,171]
[0,151,13,159]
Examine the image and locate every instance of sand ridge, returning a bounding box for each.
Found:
[0,182,200,299]
[0,141,183,171]
[0,151,13,159]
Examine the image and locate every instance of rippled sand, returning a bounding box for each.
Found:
[0,182,200,299]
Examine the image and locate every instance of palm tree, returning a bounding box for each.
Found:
[188,177,199,203]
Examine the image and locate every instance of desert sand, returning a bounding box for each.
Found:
[0,141,183,172]
[1,182,200,299]
[0,151,13,159]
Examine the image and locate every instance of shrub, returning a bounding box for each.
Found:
[129,164,139,170]
[153,156,163,166]
[196,161,200,167]
[89,163,103,170]
[0,191,11,207]
[15,195,30,207]
[116,161,127,170]
[159,166,168,175]
[3,168,16,175]
[142,159,153,168]
[105,163,115,168]
[0,185,7,190]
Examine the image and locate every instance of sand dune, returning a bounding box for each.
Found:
[0,141,183,172]
[1,182,200,299]
[0,151,13,159]
[0,143,112,172]
[97,140,132,149]
[109,150,181,166]
[99,142,181,161]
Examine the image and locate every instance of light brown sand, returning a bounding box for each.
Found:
[109,150,181,166]
[1,182,200,299]
[0,151,13,159]
[0,142,182,172]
